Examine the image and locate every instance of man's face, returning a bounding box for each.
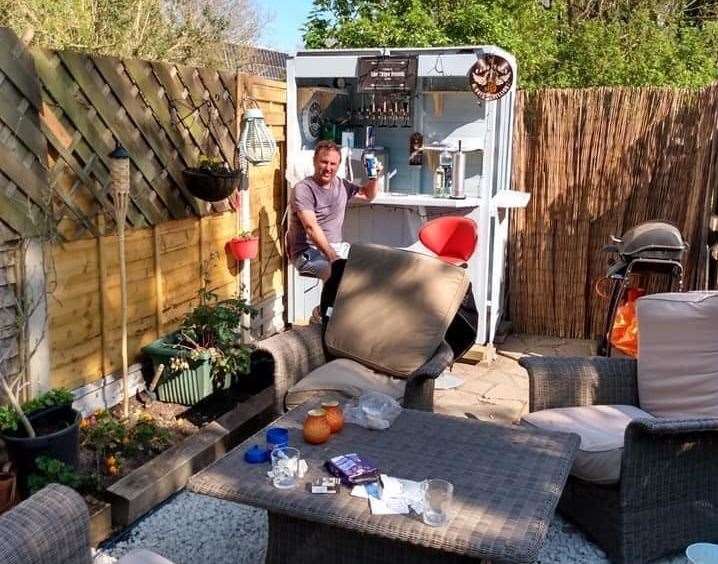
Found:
[313,149,340,184]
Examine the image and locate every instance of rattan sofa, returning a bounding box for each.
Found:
[251,323,456,413]
[520,356,718,563]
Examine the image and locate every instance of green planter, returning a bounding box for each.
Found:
[142,337,231,406]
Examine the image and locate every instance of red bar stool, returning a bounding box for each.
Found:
[418,216,478,266]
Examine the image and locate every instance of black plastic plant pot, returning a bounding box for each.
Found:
[1,405,81,497]
[182,168,240,202]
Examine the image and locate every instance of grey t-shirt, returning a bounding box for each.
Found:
[287,176,360,259]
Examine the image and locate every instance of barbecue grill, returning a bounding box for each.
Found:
[598,221,688,356]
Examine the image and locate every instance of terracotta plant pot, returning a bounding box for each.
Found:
[303,409,331,445]
[0,463,17,515]
[227,237,259,261]
[321,401,344,433]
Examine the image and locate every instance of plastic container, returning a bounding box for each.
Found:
[266,427,289,452]
[2,405,81,496]
[142,337,230,406]
[687,543,718,564]
[227,237,259,261]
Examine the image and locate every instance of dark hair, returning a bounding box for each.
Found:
[314,140,341,158]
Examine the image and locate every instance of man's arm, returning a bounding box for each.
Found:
[355,178,379,202]
[353,163,383,202]
[297,209,338,262]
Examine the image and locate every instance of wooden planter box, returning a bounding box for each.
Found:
[87,497,113,546]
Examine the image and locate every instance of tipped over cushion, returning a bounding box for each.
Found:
[637,291,718,418]
[324,243,470,378]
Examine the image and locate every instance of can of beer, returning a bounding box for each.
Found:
[363,152,378,178]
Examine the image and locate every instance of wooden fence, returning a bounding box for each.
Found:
[0,27,286,393]
[510,85,718,339]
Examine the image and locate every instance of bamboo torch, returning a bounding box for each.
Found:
[110,144,131,418]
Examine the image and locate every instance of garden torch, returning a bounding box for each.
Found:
[110,144,130,418]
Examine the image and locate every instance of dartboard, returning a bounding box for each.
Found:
[302,99,323,140]
[469,54,513,102]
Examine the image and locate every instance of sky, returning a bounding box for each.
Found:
[255,0,315,54]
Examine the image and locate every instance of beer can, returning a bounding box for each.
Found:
[363,152,378,178]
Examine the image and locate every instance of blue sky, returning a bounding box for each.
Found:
[255,0,315,53]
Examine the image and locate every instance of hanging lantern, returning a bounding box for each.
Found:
[239,108,277,166]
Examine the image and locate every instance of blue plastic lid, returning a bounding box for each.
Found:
[244,444,270,463]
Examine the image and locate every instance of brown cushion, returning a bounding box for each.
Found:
[637,291,718,419]
[522,405,654,484]
[324,243,469,378]
[285,359,405,410]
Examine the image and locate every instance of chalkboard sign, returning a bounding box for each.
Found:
[357,56,417,92]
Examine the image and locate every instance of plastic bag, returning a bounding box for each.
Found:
[344,392,402,431]
[610,287,645,358]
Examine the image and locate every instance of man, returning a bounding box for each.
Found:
[287,140,380,281]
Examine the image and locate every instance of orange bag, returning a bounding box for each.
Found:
[610,287,645,358]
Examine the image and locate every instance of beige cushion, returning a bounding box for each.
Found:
[523,405,654,484]
[285,358,405,410]
[324,243,469,378]
[637,291,718,419]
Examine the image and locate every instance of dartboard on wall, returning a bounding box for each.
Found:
[302,99,323,140]
[468,54,513,102]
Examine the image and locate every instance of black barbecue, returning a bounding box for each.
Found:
[598,221,688,356]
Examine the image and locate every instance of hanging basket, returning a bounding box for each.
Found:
[227,236,259,260]
[182,168,240,202]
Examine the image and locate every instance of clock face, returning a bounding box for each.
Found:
[335,78,346,89]
[469,54,513,102]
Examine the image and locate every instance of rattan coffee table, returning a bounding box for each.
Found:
[187,402,578,563]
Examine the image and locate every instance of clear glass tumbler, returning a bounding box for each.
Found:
[422,479,453,526]
[270,446,300,489]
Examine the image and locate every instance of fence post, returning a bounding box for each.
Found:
[236,73,252,342]
[21,239,50,397]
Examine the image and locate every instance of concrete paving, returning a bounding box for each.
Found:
[435,334,596,424]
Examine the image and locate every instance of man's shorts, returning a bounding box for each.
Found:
[292,243,350,281]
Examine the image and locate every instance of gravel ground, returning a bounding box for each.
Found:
[96,490,689,564]
[97,491,267,564]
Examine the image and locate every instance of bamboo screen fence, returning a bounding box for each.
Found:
[510,85,718,339]
[0,27,286,391]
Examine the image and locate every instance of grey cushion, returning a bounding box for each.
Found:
[285,358,405,410]
[637,291,718,419]
[523,405,654,484]
[324,243,469,378]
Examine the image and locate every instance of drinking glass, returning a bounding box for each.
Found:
[422,479,453,526]
[270,447,300,489]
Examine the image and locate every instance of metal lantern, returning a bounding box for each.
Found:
[109,144,131,418]
[239,108,277,166]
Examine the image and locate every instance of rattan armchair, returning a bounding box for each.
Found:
[520,356,718,564]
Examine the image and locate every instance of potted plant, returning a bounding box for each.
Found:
[0,388,81,497]
[142,291,256,405]
[182,155,240,202]
[227,230,260,261]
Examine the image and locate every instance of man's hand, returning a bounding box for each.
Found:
[358,162,382,202]
[297,209,338,263]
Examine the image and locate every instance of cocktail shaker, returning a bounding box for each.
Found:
[450,151,466,199]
